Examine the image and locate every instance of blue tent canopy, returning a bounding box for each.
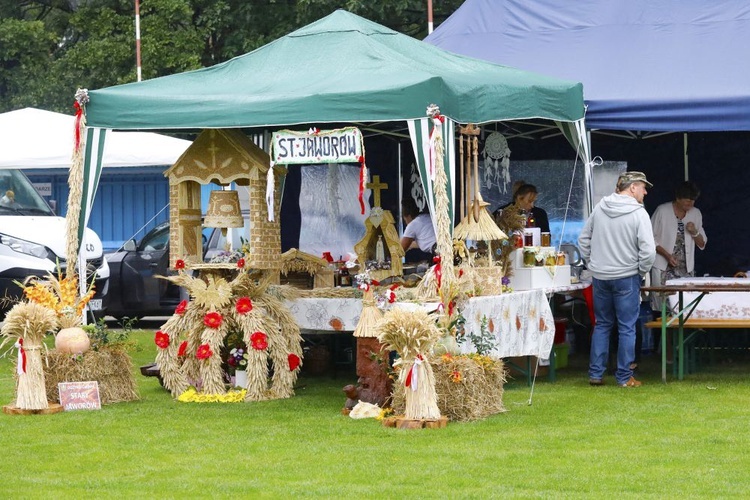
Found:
[426,0,750,132]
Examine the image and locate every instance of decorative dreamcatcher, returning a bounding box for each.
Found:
[482,132,511,194]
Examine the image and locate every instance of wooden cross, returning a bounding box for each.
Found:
[366,174,388,208]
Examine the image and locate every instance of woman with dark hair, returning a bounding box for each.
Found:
[400,197,436,263]
[650,181,707,290]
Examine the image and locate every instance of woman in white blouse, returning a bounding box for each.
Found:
[650,181,707,309]
[649,181,708,362]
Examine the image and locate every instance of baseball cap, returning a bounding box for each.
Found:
[618,171,653,188]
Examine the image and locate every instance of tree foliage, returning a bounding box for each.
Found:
[0,0,462,113]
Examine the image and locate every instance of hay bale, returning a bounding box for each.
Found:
[392,354,506,422]
[44,346,139,405]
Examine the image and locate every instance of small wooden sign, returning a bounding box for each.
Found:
[58,381,101,411]
[271,127,363,165]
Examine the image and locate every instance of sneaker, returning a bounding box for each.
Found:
[589,378,605,386]
[620,376,642,388]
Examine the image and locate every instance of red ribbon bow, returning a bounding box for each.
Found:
[404,354,424,391]
[73,102,84,151]
[16,339,26,375]
[433,255,442,291]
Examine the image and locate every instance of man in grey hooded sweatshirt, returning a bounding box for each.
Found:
[579,171,656,387]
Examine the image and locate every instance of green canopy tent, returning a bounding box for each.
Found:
[76,10,589,263]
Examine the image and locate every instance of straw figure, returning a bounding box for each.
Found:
[353,287,383,339]
[1,302,58,410]
[156,262,303,402]
[492,203,527,277]
[377,308,442,420]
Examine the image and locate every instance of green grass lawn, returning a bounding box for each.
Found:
[2,330,749,498]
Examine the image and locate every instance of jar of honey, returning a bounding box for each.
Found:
[556,252,566,266]
[541,232,551,247]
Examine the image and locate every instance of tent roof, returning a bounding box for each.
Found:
[425,0,750,132]
[0,108,191,169]
[86,9,584,131]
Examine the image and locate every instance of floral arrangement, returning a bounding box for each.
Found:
[207,237,252,265]
[177,386,246,403]
[20,271,95,328]
[354,268,400,311]
[226,345,249,373]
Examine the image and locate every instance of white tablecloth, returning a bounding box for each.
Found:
[285,289,555,358]
[285,298,363,331]
[458,289,555,358]
[666,277,750,319]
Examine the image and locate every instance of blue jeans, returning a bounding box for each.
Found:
[589,275,641,384]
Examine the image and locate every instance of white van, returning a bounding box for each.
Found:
[0,168,109,317]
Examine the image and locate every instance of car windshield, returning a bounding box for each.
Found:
[0,169,53,215]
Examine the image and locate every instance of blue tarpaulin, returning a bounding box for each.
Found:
[426,0,750,132]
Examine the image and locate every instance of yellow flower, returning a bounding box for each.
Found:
[177,387,247,403]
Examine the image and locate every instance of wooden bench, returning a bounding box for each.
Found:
[645,318,750,379]
[645,318,750,330]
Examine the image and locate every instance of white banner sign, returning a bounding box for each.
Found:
[272,127,363,165]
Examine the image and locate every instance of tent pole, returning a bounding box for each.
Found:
[683,133,689,180]
[135,0,142,82]
[398,142,403,236]
[427,0,434,34]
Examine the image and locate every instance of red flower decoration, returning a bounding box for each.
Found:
[288,353,301,371]
[203,312,223,329]
[196,343,213,360]
[250,331,268,351]
[235,297,253,315]
[236,258,245,269]
[175,300,188,315]
[178,341,188,357]
[175,259,186,270]
[154,331,169,349]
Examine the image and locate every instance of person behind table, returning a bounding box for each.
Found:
[650,181,707,302]
[578,171,656,388]
[492,181,550,233]
[649,181,707,360]
[400,197,436,263]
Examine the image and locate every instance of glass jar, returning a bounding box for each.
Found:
[541,232,551,247]
[545,253,557,266]
[523,248,536,267]
[556,252,566,265]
